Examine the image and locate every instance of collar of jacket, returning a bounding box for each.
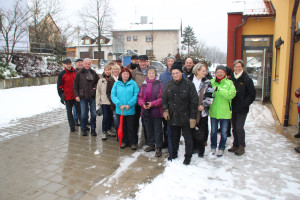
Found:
[65,67,75,73]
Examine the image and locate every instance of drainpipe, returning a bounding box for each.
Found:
[233,16,247,61]
[284,0,300,127]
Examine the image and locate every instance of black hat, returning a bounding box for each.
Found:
[138,55,148,60]
[131,55,138,60]
[171,61,183,73]
[63,58,72,64]
[116,59,122,62]
[75,58,83,63]
[216,65,226,72]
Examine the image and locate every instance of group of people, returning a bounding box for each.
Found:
[57,55,256,165]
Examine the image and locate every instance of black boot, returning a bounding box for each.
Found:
[183,155,192,165]
[81,129,87,136]
[91,129,97,136]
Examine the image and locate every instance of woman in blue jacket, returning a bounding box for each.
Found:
[111,68,139,150]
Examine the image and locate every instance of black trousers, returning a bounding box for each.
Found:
[193,116,208,155]
[232,112,248,147]
[117,114,137,146]
[171,125,193,157]
[65,99,81,128]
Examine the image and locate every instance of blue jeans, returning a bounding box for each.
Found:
[101,105,113,132]
[80,98,96,130]
[113,110,119,130]
[73,105,78,122]
[210,118,229,150]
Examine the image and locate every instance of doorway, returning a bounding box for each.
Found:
[242,36,273,101]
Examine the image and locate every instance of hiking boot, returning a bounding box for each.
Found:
[217,150,224,157]
[211,148,216,155]
[107,129,116,137]
[295,147,300,153]
[228,146,239,153]
[235,146,245,156]
[155,148,162,157]
[294,133,300,138]
[168,152,178,161]
[102,132,107,141]
[91,129,97,136]
[183,155,191,165]
[81,129,87,136]
[198,153,204,158]
[70,127,75,132]
[144,144,155,152]
[131,144,137,150]
[120,143,127,149]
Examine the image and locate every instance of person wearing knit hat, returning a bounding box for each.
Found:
[162,60,198,165]
[209,65,236,157]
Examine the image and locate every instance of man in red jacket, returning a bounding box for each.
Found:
[57,58,81,132]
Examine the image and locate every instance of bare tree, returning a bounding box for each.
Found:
[0,0,30,65]
[191,40,207,59]
[206,46,226,64]
[81,0,112,67]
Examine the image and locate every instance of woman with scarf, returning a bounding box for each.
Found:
[96,65,114,140]
[138,66,164,157]
[209,65,236,157]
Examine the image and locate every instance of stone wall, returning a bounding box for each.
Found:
[0,76,58,89]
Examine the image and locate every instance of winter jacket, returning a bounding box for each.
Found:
[96,74,111,106]
[138,78,164,118]
[188,74,214,117]
[230,71,256,114]
[162,77,198,126]
[209,77,236,119]
[111,78,139,116]
[57,67,77,100]
[73,68,99,99]
[159,68,172,86]
[182,66,193,79]
[132,66,149,88]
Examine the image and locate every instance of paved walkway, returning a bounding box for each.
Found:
[0,109,165,200]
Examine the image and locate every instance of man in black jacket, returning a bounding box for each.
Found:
[229,60,256,156]
[162,61,198,165]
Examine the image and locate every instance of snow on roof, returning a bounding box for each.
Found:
[113,18,181,32]
[228,0,275,16]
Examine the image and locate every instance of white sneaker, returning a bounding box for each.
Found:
[102,132,107,141]
[107,129,116,137]
[217,150,224,157]
[211,148,216,155]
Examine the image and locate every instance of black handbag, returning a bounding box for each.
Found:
[96,107,103,116]
[192,126,205,142]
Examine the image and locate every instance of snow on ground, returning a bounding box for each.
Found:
[0,84,64,128]
[129,103,300,200]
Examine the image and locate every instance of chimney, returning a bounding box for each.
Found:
[140,16,148,24]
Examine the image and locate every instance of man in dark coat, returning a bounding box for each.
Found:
[182,57,194,79]
[57,58,81,132]
[229,59,256,156]
[162,61,198,165]
[73,58,99,136]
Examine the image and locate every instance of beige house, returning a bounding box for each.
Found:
[112,17,181,61]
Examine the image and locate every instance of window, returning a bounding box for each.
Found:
[133,35,138,41]
[146,35,152,42]
[127,50,131,53]
[85,39,90,45]
[146,50,153,56]
[274,48,280,80]
[134,50,138,53]
[127,36,131,41]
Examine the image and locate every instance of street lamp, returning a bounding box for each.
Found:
[77,26,81,58]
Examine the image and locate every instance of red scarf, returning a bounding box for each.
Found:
[216,76,225,83]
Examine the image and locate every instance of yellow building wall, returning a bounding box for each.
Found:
[270,0,300,125]
[242,17,274,35]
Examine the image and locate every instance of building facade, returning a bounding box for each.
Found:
[227,0,300,126]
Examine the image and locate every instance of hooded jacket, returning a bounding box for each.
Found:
[57,67,77,100]
[96,73,111,106]
[209,77,236,119]
[111,78,139,116]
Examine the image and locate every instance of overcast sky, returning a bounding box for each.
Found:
[63,0,235,53]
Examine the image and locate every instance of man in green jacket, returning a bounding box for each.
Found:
[209,65,236,157]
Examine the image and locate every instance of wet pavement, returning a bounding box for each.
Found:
[0,109,166,200]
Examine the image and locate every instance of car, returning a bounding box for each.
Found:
[150,61,167,75]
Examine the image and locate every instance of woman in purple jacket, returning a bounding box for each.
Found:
[138,66,164,157]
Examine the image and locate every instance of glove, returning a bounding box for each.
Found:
[214,86,218,92]
[163,110,170,120]
[189,119,196,128]
[60,94,65,105]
